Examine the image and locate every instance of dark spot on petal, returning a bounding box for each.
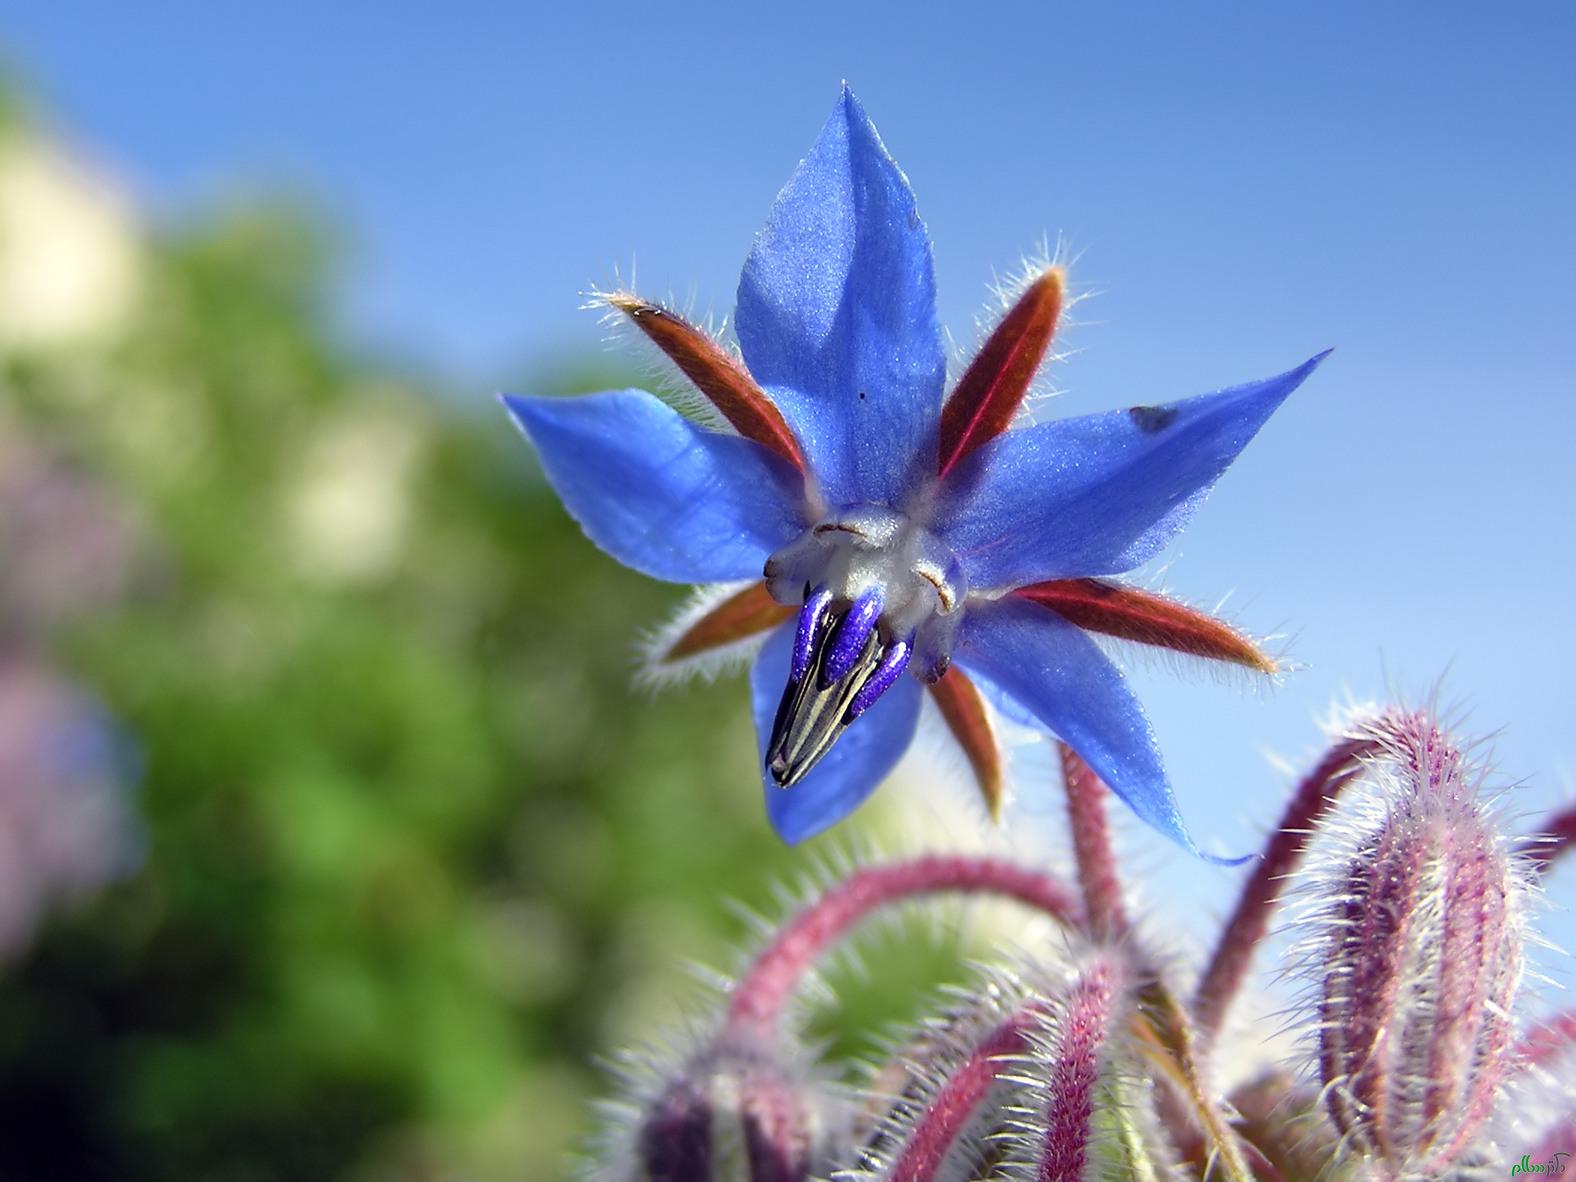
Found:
[858,390,867,400]
[1128,404,1178,434]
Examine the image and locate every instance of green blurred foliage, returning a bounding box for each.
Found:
[0,136,982,1179]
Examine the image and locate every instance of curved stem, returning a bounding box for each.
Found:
[1193,737,1376,1042]
[724,854,1084,1039]
[1520,801,1576,873]
[887,1008,1041,1182]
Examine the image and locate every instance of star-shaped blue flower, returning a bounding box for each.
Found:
[505,88,1324,858]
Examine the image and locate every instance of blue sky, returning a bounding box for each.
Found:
[7,3,1576,977]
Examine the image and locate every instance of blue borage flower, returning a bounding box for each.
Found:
[505,87,1326,858]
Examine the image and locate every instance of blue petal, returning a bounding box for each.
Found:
[504,391,805,583]
[931,353,1329,590]
[749,620,923,844]
[735,88,946,509]
[956,597,1247,863]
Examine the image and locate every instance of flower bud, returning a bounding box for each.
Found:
[847,954,1147,1182]
[601,1029,842,1182]
[851,968,1040,1182]
[1305,710,1529,1177]
[1004,953,1154,1182]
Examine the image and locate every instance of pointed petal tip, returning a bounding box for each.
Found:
[503,389,801,584]
[499,392,540,432]
[736,84,942,508]
[828,84,904,179]
[1282,346,1333,387]
[1199,847,1258,868]
[959,600,1246,864]
[1133,810,1256,866]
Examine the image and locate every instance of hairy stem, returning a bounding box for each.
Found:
[724,854,1084,1039]
[1520,800,1576,872]
[1059,742,1130,941]
[1193,737,1376,1042]
[887,1009,1041,1182]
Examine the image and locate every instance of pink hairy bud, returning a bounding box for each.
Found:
[631,1030,836,1182]
[850,955,1137,1182]
[1009,953,1130,1182]
[1308,709,1529,1178]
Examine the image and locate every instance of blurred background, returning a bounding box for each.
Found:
[0,4,1573,1179]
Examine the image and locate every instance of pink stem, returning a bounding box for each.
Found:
[1193,737,1377,1043]
[724,854,1084,1038]
[887,1008,1042,1182]
[1035,958,1121,1182]
[1059,743,1130,940]
[1520,801,1576,872]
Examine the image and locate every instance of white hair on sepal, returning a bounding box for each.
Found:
[1058,574,1290,697]
[954,232,1098,429]
[1077,619,1290,699]
[634,581,783,691]
[581,261,736,433]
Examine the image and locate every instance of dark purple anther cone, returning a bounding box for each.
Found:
[846,638,911,720]
[820,589,882,687]
[790,586,834,683]
[767,587,900,787]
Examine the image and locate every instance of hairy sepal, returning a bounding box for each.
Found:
[938,265,1066,478]
[640,582,792,689]
[1284,707,1532,1178]
[925,668,1007,822]
[602,290,807,472]
[1013,578,1277,673]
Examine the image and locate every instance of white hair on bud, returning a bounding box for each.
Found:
[989,951,1143,1182]
[1273,699,1538,1177]
[839,959,1052,1182]
[1483,1019,1576,1178]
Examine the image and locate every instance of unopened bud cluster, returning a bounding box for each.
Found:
[588,708,1574,1182]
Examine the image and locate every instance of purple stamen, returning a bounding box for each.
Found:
[821,589,882,687]
[846,638,912,720]
[791,586,834,683]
